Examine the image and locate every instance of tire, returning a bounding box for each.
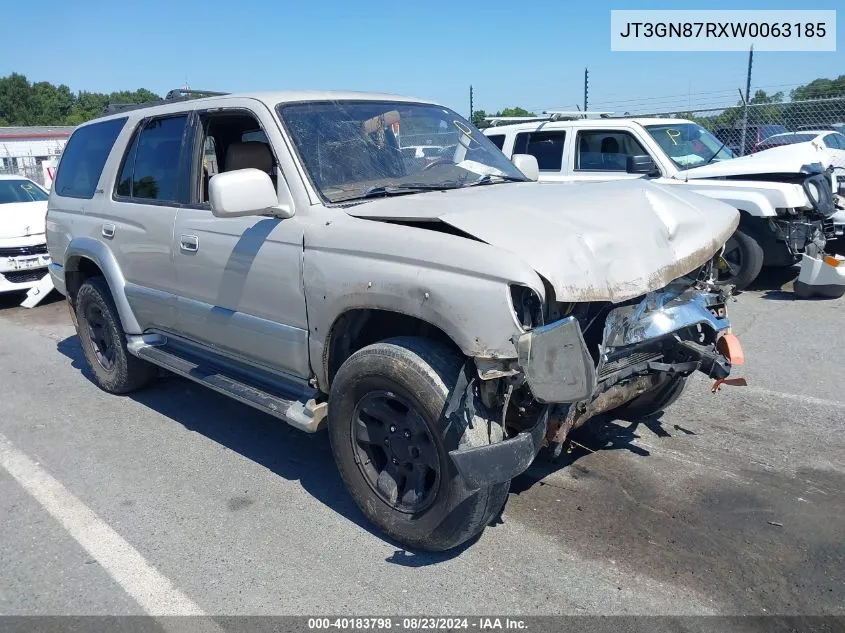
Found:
[717,229,764,290]
[328,336,509,551]
[75,276,158,394]
[615,375,687,421]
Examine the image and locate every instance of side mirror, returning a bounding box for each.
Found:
[512,154,539,181]
[626,154,660,177]
[209,168,294,219]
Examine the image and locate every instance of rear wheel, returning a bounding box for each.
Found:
[328,336,509,551]
[615,375,687,421]
[75,277,158,394]
[717,229,764,290]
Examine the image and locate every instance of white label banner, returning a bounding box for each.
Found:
[611,10,836,51]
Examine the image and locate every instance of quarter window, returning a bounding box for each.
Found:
[512,131,566,171]
[575,130,647,171]
[54,117,126,199]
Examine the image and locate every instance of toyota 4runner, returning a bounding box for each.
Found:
[47,90,744,550]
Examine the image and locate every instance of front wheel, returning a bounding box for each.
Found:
[327,336,509,551]
[717,229,764,290]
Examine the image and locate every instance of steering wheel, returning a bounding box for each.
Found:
[421,157,454,171]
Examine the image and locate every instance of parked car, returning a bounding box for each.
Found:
[0,175,53,299]
[796,123,845,136]
[485,117,841,291]
[47,90,744,550]
[752,130,845,155]
[714,124,788,157]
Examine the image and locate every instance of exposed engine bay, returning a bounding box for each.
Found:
[501,256,744,455]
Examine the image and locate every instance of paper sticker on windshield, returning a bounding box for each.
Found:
[666,129,681,145]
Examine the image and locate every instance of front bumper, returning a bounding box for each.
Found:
[449,406,548,488]
[795,254,845,299]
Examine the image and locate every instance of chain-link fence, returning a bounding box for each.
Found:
[0,164,45,185]
[615,95,845,156]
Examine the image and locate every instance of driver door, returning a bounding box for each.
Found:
[172,101,310,380]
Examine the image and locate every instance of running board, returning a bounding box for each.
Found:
[127,337,326,432]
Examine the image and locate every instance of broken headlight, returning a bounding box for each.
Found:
[510,284,544,330]
[802,173,835,218]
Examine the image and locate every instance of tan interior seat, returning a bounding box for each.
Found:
[224,141,274,173]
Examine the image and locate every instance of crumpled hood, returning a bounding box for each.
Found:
[678,141,836,180]
[346,179,739,303]
[0,201,47,240]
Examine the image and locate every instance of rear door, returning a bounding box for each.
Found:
[109,113,192,330]
[511,130,568,182]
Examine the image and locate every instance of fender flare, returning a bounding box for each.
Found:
[64,237,142,334]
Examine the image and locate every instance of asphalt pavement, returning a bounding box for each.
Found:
[0,268,843,617]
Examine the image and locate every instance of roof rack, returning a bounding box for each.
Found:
[101,88,230,116]
[485,110,615,126]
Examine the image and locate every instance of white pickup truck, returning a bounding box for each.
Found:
[484,117,844,294]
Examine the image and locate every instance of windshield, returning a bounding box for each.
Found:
[278,101,527,203]
[0,179,48,204]
[645,123,734,170]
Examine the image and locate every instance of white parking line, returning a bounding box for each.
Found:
[745,386,845,409]
[0,431,206,616]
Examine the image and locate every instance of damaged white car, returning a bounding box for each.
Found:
[48,92,745,550]
[0,175,55,307]
[484,116,844,296]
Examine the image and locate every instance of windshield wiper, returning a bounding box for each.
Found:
[465,173,526,187]
[334,182,463,202]
[704,140,728,165]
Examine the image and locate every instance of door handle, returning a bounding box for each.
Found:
[180,234,199,252]
[101,223,115,239]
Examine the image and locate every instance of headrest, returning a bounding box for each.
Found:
[225,141,273,172]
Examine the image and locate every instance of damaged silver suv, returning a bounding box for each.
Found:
[47,90,745,551]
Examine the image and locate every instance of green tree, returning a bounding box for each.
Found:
[0,73,161,126]
[0,73,35,125]
[495,107,537,118]
[471,109,488,128]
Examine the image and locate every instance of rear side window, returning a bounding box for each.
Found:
[486,134,505,150]
[512,131,566,171]
[54,118,126,199]
[115,115,189,203]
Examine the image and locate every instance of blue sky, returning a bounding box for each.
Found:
[2,0,841,116]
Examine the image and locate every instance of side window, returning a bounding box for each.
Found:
[823,133,844,149]
[131,116,189,202]
[487,134,505,150]
[523,131,566,171]
[575,130,647,171]
[54,117,126,199]
[195,111,276,204]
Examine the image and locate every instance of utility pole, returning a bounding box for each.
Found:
[738,45,754,156]
[583,68,589,112]
[469,85,474,121]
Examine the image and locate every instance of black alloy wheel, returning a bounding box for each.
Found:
[351,390,440,513]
